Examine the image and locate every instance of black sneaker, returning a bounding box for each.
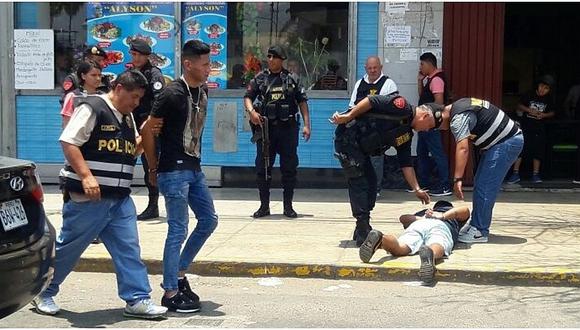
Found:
[359,230,383,262]
[418,245,436,286]
[178,277,200,303]
[252,206,270,218]
[161,291,200,313]
[137,205,159,220]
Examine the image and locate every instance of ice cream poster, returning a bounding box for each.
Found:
[87,2,176,83]
[182,2,228,89]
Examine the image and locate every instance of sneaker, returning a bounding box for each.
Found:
[161,291,200,313]
[178,277,200,303]
[32,296,60,315]
[429,188,452,197]
[124,298,167,319]
[418,245,436,286]
[531,174,543,183]
[506,173,520,184]
[458,225,488,243]
[137,205,159,220]
[406,187,427,193]
[573,180,580,184]
[359,230,383,263]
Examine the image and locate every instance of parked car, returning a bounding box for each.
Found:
[0,156,55,319]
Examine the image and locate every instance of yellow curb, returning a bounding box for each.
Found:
[75,257,580,287]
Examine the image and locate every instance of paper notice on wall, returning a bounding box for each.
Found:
[400,48,418,61]
[14,29,54,90]
[427,38,441,48]
[213,102,238,153]
[385,25,411,46]
[386,2,408,13]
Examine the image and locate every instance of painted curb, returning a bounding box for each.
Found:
[75,257,580,287]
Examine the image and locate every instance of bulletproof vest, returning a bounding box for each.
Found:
[451,98,519,150]
[419,71,450,105]
[340,95,414,156]
[258,69,299,121]
[61,96,137,198]
[134,62,162,125]
[59,73,80,106]
[354,75,388,105]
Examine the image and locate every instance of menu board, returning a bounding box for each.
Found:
[182,2,228,89]
[14,29,54,90]
[86,2,176,83]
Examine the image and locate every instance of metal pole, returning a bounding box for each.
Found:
[0,3,16,157]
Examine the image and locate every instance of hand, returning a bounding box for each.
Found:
[426,209,443,219]
[415,189,430,205]
[417,71,425,81]
[330,111,352,125]
[454,180,464,200]
[81,175,101,200]
[302,126,311,142]
[249,111,263,126]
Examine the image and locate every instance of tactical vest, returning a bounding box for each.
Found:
[451,98,520,150]
[419,71,449,105]
[354,75,388,105]
[59,73,111,106]
[61,96,137,198]
[257,69,299,121]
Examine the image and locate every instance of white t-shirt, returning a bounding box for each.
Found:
[348,73,398,107]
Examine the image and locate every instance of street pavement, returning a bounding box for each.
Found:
[41,185,580,286]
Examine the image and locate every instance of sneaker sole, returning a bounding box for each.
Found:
[167,307,201,313]
[458,236,488,244]
[31,300,59,315]
[418,247,436,286]
[123,311,167,320]
[506,179,520,184]
[429,192,452,197]
[359,230,382,263]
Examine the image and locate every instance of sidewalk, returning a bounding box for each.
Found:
[42,186,580,287]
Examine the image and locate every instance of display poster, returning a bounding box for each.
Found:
[14,29,54,89]
[86,2,176,83]
[182,2,228,89]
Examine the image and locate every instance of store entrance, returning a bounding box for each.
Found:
[502,3,580,182]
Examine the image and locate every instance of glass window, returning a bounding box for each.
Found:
[15,3,88,87]
[225,2,349,90]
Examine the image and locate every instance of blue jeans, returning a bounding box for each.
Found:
[42,196,152,303]
[417,130,450,190]
[157,170,218,291]
[471,133,524,236]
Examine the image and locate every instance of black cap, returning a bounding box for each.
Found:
[433,200,453,212]
[130,39,152,55]
[267,45,287,60]
[538,74,555,88]
[423,103,445,128]
[85,45,106,58]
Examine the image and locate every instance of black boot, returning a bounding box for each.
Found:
[354,216,372,247]
[253,188,270,218]
[283,189,297,218]
[138,196,159,220]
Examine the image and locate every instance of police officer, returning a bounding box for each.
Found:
[60,45,111,106]
[244,45,311,218]
[438,98,524,244]
[129,39,166,220]
[331,95,433,246]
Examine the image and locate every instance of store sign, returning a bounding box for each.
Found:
[14,29,54,90]
[86,2,176,83]
[182,2,228,90]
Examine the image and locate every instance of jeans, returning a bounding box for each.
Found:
[417,130,450,190]
[471,133,524,236]
[42,196,152,303]
[157,170,218,291]
[370,155,384,193]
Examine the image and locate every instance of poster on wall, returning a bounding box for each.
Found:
[182,2,228,89]
[86,2,176,83]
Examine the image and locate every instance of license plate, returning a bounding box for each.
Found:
[0,199,29,231]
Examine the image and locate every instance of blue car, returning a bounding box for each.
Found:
[0,157,55,319]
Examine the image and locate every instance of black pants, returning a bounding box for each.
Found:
[255,119,299,201]
[576,126,580,181]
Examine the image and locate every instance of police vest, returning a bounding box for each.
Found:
[419,71,449,105]
[61,96,137,198]
[354,75,388,105]
[336,95,413,155]
[59,73,111,106]
[134,62,163,127]
[450,98,520,150]
[257,69,299,120]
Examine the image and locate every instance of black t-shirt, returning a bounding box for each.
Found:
[520,91,553,127]
[150,79,208,172]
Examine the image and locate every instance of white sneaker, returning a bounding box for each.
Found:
[458,225,488,243]
[459,221,471,235]
[124,298,167,319]
[32,296,60,315]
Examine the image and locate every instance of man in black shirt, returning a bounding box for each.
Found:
[243,45,311,219]
[141,40,217,313]
[359,201,470,286]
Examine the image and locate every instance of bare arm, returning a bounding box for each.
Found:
[401,166,430,205]
[299,101,311,141]
[330,97,373,124]
[61,141,100,200]
[453,138,470,200]
[141,116,162,187]
[433,93,445,105]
